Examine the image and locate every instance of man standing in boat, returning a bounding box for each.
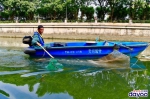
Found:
[31,25,45,48]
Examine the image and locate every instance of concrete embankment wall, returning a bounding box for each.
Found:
[0,23,150,41]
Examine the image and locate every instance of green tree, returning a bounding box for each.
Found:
[20,1,35,20]
[2,0,35,21]
[96,0,108,21]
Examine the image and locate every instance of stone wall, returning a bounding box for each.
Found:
[0,23,150,41]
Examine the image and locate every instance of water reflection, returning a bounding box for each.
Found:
[0,37,78,47]
[0,38,28,47]
[0,64,149,99]
[0,38,150,99]
[0,81,73,99]
[140,46,150,56]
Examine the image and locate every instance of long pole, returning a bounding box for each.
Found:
[39,45,54,58]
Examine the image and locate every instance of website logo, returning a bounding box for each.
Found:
[128,89,148,98]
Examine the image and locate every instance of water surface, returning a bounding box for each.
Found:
[0,38,150,99]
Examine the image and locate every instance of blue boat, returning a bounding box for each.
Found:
[23,41,149,59]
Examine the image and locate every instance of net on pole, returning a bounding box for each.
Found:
[46,58,63,71]
[92,49,130,68]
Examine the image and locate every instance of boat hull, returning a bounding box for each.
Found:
[24,41,149,59]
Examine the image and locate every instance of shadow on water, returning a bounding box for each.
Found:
[0,46,150,98]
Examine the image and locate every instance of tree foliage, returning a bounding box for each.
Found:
[0,0,150,22]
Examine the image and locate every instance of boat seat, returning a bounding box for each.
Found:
[86,41,97,43]
[52,42,66,47]
[104,41,109,46]
[85,41,97,46]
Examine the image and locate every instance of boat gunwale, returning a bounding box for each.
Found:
[33,43,148,50]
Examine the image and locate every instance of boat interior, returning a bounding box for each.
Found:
[48,41,148,47]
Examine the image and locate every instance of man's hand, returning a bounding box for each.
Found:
[36,42,41,46]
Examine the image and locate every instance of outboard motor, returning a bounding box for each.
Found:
[22,36,32,46]
[23,36,36,55]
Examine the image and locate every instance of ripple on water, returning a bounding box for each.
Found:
[0,47,29,66]
[0,46,148,78]
[0,70,30,76]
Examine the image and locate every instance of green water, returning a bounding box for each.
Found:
[0,38,150,99]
